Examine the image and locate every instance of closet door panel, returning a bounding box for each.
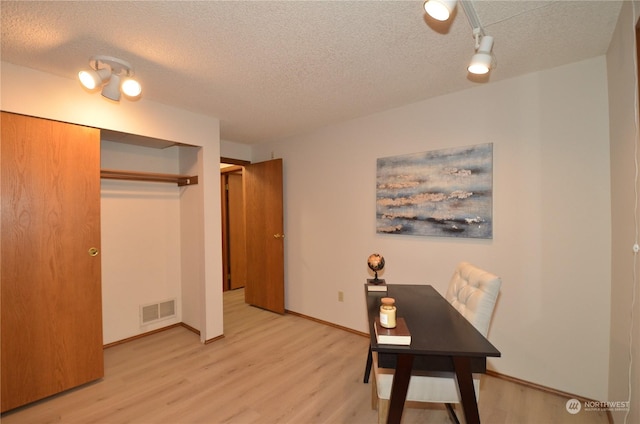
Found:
[1,112,104,412]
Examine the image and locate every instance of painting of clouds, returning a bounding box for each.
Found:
[376,143,493,239]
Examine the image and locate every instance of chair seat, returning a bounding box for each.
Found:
[372,352,480,404]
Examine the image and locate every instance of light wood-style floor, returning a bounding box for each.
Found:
[2,288,609,424]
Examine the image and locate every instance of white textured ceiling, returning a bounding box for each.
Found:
[1,1,623,145]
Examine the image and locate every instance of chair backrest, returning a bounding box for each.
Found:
[445,262,501,337]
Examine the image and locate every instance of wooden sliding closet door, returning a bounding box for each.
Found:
[1,112,104,412]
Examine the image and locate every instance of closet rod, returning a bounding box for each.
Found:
[100,169,198,186]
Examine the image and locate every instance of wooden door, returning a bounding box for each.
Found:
[244,159,284,314]
[1,112,104,412]
[228,173,247,290]
[220,170,247,291]
[221,173,229,290]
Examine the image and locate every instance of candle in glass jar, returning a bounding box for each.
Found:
[379,297,397,328]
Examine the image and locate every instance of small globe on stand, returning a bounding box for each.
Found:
[367,253,385,285]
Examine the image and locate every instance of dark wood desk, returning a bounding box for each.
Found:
[366,284,500,424]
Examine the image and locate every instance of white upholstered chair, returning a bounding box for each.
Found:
[371,262,501,424]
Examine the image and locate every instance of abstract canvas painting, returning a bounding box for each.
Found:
[376,143,493,239]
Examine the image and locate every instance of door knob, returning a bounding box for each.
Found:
[88,247,99,257]
[273,233,285,239]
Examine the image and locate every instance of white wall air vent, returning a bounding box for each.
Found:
[140,299,176,326]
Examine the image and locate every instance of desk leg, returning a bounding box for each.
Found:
[364,346,373,383]
[387,353,413,424]
[452,356,480,424]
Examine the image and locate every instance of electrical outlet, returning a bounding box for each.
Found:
[338,291,344,302]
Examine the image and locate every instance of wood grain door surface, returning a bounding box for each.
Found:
[1,112,104,412]
[243,159,284,314]
[220,173,230,290]
[228,173,247,290]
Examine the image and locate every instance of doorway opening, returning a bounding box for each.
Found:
[221,157,250,292]
[219,157,285,315]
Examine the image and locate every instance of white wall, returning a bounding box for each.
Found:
[1,62,224,343]
[100,141,189,344]
[221,139,252,161]
[607,1,640,422]
[252,57,612,400]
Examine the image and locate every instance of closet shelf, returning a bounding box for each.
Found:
[100,169,198,186]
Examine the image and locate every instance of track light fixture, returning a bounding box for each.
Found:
[468,32,494,75]
[423,0,496,76]
[78,55,142,101]
[423,0,456,21]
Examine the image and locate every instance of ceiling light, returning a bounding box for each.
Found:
[422,0,496,78]
[78,67,111,90]
[121,78,142,98]
[78,55,142,101]
[101,73,122,101]
[423,0,457,21]
[468,35,494,75]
